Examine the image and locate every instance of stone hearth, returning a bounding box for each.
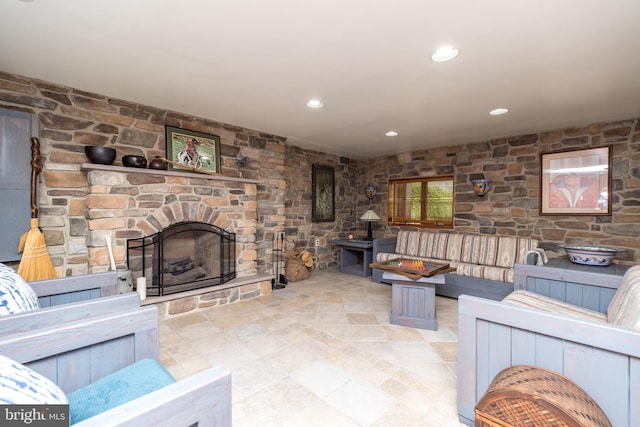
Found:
[143,273,273,318]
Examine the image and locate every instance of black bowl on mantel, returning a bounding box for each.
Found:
[122,155,147,168]
[84,146,116,165]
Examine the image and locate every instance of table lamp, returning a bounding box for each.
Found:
[360,209,380,241]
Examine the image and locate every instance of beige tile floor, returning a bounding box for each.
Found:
[159,269,467,427]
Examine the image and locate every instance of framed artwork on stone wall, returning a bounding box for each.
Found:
[165,126,221,174]
[312,164,335,222]
[540,146,611,215]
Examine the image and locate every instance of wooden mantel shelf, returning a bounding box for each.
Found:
[82,163,260,184]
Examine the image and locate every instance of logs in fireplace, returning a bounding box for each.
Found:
[161,256,206,285]
[126,221,236,296]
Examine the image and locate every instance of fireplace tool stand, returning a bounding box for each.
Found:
[272,232,287,289]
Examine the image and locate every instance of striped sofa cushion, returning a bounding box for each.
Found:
[607,265,640,331]
[476,235,539,268]
[393,231,538,268]
[503,290,607,323]
[454,262,515,283]
[395,231,431,257]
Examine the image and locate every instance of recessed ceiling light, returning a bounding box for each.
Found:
[489,108,509,116]
[385,131,399,137]
[431,46,459,63]
[306,99,323,108]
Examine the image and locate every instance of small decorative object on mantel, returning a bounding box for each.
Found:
[122,155,147,168]
[148,156,167,170]
[346,232,356,240]
[84,146,116,165]
[235,156,248,178]
[472,179,492,196]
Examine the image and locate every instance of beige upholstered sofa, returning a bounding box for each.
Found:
[372,230,543,300]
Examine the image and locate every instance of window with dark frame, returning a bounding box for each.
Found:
[388,176,454,229]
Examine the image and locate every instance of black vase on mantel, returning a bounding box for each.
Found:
[148,156,166,170]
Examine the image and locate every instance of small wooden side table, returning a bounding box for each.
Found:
[330,239,374,277]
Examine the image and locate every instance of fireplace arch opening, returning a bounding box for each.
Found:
[126,221,236,296]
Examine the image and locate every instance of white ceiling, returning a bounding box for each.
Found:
[1,1,640,159]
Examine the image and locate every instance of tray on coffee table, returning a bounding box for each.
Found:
[370,258,456,280]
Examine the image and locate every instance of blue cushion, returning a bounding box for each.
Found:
[67,359,176,424]
[0,354,67,404]
[0,263,39,316]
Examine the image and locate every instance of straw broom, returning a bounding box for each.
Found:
[17,137,57,281]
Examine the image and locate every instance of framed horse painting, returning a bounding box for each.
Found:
[165,126,221,174]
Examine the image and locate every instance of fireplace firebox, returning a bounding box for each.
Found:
[126,221,236,296]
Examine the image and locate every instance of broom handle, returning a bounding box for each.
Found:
[30,137,42,219]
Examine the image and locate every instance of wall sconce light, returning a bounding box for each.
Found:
[365,185,377,200]
[360,209,381,241]
[472,179,492,197]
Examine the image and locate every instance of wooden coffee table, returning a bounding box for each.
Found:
[373,260,456,331]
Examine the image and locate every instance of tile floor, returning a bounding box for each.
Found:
[159,269,467,427]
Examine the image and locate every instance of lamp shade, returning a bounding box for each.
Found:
[360,209,380,221]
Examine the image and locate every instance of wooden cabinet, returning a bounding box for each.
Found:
[513,258,631,313]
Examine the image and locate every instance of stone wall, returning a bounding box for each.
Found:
[1,70,638,275]
[0,71,286,276]
[283,147,359,270]
[359,121,640,262]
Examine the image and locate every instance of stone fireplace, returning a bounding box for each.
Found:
[83,163,272,316]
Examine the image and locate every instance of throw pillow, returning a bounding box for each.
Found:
[607,265,640,330]
[0,354,67,404]
[0,263,40,316]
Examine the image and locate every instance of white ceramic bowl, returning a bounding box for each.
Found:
[562,245,619,266]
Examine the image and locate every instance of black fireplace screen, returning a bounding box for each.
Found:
[126,221,236,296]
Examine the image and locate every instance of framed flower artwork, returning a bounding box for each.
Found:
[540,146,611,215]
